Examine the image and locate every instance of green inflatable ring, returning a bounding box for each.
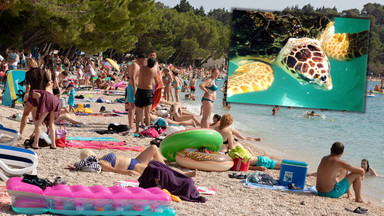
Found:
[160,129,223,161]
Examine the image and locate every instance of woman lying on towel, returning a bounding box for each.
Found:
[76,145,197,177]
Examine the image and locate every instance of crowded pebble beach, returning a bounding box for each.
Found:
[0,92,383,215]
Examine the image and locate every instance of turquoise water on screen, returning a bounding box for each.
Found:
[228,17,370,112]
[183,80,383,206]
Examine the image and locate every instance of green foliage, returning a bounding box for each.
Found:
[133,6,230,65]
[208,8,232,26]
[173,0,193,13]
[0,0,156,53]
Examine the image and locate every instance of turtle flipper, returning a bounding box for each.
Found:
[320,22,369,61]
[227,61,274,97]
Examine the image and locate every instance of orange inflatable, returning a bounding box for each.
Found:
[175,150,233,172]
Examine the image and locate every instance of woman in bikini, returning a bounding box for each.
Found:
[361,159,378,176]
[214,114,262,153]
[162,69,173,101]
[199,68,219,128]
[78,145,197,177]
[169,104,200,126]
[172,71,181,103]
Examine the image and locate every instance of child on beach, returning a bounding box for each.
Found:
[361,159,378,176]
[66,83,76,113]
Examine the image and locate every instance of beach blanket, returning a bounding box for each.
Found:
[114,180,217,195]
[74,113,121,117]
[243,179,318,194]
[66,136,119,142]
[75,91,103,95]
[60,140,143,152]
[75,98,97,102]
[113,110,128,114]
[138,161,206,202]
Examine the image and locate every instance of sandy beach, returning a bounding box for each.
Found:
[0,94,383,216]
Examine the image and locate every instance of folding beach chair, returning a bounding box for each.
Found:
[0,124,19,146]
[0,144,38,181]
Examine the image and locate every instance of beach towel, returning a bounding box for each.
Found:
[115,180,217,195]
[74,113,121,117]
[66,136,119,142]
[113,109,128,114]
[61,140,144,152]
[138,161,206,202]
[243,179,318,194]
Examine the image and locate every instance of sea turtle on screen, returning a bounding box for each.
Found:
[227,11,369,97]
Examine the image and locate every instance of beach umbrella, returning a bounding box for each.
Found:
[101,61,112,69]
[106,58,120,72]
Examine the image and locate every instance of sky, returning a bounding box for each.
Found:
[158,0,384,12]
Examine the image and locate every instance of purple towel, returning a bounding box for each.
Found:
[138,161,206,202]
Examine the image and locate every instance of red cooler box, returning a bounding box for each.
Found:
[279,159,308,189]
[231,158,250,171]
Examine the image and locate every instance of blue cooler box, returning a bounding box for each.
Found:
[279,159,308,189]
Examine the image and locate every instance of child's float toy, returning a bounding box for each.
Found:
[6,177,176,215]
[159,129,223,161]
[74,104,93,113]
[176,149,233,171]
[160,129,232,171]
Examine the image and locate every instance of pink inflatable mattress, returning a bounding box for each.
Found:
[6,177,175,215]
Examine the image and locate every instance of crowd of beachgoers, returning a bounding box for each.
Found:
[0,47,382,215]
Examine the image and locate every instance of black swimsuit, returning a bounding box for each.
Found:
[223,138,238,144]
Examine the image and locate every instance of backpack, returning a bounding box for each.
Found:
[24,131,51,148]
[139,127,160,138]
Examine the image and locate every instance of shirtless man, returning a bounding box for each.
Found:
[149,51,164,111]
[125,55,144,131]
[189,75,197,95]
[135,57,159,133]
[316,142,368,203]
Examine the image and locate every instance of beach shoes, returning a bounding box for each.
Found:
[150,138,163,147]
[228,173,247,179]
[287,183,301,190]
[345,207,368,214]
[53,177,66,186]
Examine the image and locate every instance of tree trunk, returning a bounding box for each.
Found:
[68,46,77,59]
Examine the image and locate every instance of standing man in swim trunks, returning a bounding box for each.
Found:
[125,55,145,132]
[149,51,164,111]
[316,142,368,203]
[135,57,159,133]
[189,75,197,96]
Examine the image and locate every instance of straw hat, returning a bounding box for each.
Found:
[80,149,97,160]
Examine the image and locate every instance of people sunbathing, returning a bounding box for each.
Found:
[74,145,197,177]
[169,104,200,126]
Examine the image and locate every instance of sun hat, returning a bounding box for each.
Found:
[80,149,97,160]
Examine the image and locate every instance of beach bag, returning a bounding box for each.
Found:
[108,123,129,132]
[140,127,160,138]
[96,96,105,103]
[55,126,67,148]
[24,131,51,148]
